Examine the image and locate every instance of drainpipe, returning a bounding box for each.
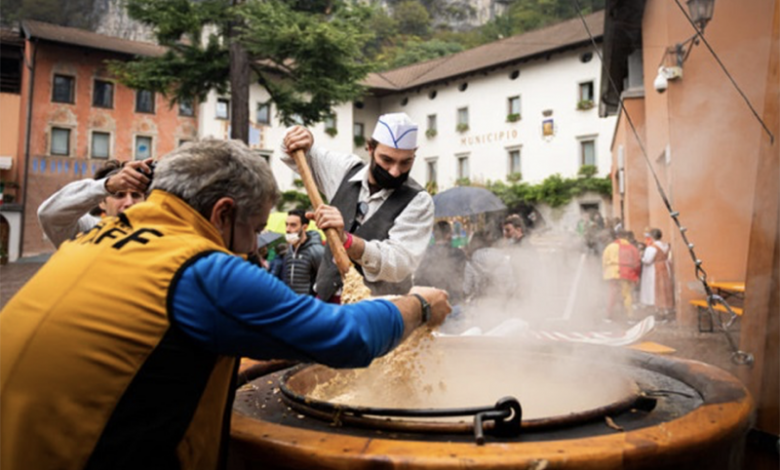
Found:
[19,27,38,259]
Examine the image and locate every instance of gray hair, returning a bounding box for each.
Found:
[150,139,280,221]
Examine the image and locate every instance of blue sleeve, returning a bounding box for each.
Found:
[170,252,404,368]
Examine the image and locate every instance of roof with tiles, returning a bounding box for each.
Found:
[21,20,165,57]
[366,11,604,92]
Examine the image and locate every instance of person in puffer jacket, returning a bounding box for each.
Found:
[281,209,325,295]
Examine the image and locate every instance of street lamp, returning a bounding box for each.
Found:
[654,0,716,93]
[686,0,715,32]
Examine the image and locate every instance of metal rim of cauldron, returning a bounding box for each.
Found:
[231,349,754,470]
[279,362,644,434]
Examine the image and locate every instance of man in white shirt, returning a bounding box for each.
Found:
[38,159,153,248]
[280,113,434,302]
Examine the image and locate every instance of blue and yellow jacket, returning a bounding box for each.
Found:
[1,190,403,470]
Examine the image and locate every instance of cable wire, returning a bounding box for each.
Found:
[572,0,753,365]
[674,0,775,144]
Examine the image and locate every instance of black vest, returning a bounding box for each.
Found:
[315,163,423,301]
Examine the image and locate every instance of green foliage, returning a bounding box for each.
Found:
[486,169,611,209]
[425,128,437,138]
[507,172,522,183]
[392,0,431,36]
[578,164,598,178]
[113,0,373,126]
[353,134,366,147]
[455,177,471,187]
[366,0,606,70]
[506,113,521,122]
[325,127,338,137]
[425,180,438,195]
[278,189,311,211]
[456,123,469,133]
[577,99,594,110]
[386,38,464,69]
[2,0,98,29]
[239,0,374,125]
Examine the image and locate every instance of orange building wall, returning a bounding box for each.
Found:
[611,95,649,235]
[640,0,775,325]
[18,40,198,256]
[0,93,22,188]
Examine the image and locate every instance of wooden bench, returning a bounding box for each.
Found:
[690,299,744,332]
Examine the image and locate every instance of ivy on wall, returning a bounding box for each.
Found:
[486,165,612,209]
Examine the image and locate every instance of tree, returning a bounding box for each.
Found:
[112,0,374,142]
[392,0,431,37]
[387,38,463,68]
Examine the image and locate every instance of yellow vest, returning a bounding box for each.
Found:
[1,191,236,470]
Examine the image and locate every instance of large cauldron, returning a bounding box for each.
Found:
[230,339,752,470]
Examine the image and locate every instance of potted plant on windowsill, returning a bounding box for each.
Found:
[325,127,338,137]
[425,128,437,139]
[353,135,365,148]
[576,99,594,110]
[506,113,521,123]
[456,123,469,134]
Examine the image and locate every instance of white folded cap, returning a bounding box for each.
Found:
[371,113,418,150]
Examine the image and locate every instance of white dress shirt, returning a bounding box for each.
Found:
[278,140,434,284]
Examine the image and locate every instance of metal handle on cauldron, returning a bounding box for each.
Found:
[473,397,522,445]
[291,149,352,277]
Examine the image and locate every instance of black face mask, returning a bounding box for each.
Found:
[370,155,410,190]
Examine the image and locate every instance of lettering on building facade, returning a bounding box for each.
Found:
[460,129,519,146]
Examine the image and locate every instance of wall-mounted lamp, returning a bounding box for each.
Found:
[686,0,716,32]
[654,0,715,93]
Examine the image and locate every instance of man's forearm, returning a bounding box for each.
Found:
[390,295,425,340]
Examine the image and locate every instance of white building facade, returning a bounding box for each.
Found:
[198,12,615,194]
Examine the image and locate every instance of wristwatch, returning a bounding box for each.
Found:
[411,293,431,325]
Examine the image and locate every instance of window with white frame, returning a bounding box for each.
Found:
[51,127,71,156]
[457,154,470,180]
[426,158,437,185]
[135,135,153,161]
[580,138,596,167]
[508,148,521,175]
[216,98,230,120]
[353,122,364,138]
[427,114,437,132]
[457,108,469,127]
[324,114,336,131]
[256,102,270,124]
[579,81,594,102]
[91,132,111,159]
[508,96,521,117]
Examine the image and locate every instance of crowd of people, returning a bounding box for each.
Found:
[601,224,675,323]
[2,107,679,469]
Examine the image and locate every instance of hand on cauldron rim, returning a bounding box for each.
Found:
[409,286,451,327]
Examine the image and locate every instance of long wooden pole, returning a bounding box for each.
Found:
[291,150,352,277]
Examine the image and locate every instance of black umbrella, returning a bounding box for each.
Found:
[432,186,507,218]
[256,231,283,249]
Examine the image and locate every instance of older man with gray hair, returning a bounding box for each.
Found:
[1,139,451,470]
